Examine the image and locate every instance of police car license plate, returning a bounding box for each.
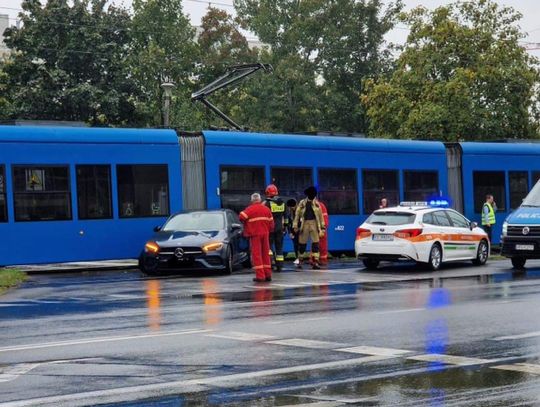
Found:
[372,234,394,241]
[516,244,534,251]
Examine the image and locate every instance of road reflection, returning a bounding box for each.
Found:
[145,280,161,331]
[202,279,222,325]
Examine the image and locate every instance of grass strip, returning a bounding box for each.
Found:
[0,268,27,295]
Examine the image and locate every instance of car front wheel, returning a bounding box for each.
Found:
[224,248,234,274]
[472,240,489,266]
[427,244,442,271]
[511,257,526,270]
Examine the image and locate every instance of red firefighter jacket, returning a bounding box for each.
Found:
[239,203,274,237]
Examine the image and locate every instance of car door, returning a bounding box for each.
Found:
[446,210,477,259]
[431,210,455,260]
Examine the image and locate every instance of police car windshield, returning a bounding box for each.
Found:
[366,211,416,226]
[522,181,540,207]
[163,212,225,231]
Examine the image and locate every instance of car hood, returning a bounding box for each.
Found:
[153,230,226,248]
[505,207,540,225]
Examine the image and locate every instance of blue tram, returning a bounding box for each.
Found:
[1,124,540,266]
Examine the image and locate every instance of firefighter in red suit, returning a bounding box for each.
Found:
[239,193,275,282]
[319,200,330,266]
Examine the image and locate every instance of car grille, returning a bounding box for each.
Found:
[507,225,540,237]
[160,246,203,255]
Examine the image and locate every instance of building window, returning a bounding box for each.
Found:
[509,171,529,210]
[117,165,169,218]
[318,169,358,214]
[0,166,6,222]
[12,165,72,221]
[220,166,265,213]
[76,165,112,220]
[404,171,439,202]
[363,170,399,214]
[270,167,312,204]
[473,171,506,212]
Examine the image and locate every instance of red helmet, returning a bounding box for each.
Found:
[265,184,278,197]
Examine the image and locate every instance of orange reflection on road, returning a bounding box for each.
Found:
[146,279,162,331]
[202,279,222,325]
[253,288,273,318]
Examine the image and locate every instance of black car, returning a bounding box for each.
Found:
[139,209,250,276]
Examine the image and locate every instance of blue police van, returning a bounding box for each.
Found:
[501,179,540,269]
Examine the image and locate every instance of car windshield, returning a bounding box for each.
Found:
[366,211,416,226]
[163,212,225,231]
[522,180,540,207]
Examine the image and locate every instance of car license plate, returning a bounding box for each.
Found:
[372,234,394,241]
[516,244,534,251]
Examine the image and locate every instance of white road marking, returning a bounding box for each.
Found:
[375,308,425,314]
[205,331,276,341]
[270,283,311,288]
[491,363,540,375]
[492,331,540,341]
[0,329,210,353]
[0,358,100,383]
[266,338,345,349]
[337,346,413,357]
[268,317,329,325]
[0,355,391,407]
[407,354,491,366]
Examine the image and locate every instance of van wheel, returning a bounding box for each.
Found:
[362,259,379,270]
[511,257,526,269]
[472,240,489,266]
[427,243,442,271]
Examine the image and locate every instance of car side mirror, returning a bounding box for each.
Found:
[153,225,162,232]
[469,221,477,231]
[231,223,242,231]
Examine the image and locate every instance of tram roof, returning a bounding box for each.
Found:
[460,142,540,155]
[0,126,178,145]
[202,130,446,154]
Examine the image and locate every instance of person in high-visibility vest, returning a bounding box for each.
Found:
[482,194,496,241]
[264,184,286,272]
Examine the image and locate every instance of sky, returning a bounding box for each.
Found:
[1,0,540,56]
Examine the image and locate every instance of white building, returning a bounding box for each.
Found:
[0,14,9,58]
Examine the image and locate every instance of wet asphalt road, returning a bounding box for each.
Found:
[1,260,540,406]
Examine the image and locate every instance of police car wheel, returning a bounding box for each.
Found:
[362,259,379,270]
[472,240,489,266]
[428,244,442,271]
[511,257,526,270]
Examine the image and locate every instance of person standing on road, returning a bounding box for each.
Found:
[318,200,330,266]
[482,194,497,242]
[293,186,326,270]
[286,198,300,265]
[240,193,274,282]
[264,184,286,272]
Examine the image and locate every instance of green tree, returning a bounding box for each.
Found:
[129,0,199,128]
[2,0,141,125]
[234,0,401,133]
[362,0,540,141]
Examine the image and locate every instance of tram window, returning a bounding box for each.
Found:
[0,166,6,222]
[509,171,529,210]
[76,165,112,219]
[220,166,265,213]
[117,165,169,218]
[271,167,312,204]
[363,170,399,214]
[404,171,439,201]
[12,165,71,221]
[533,172,540,185]
[473,171,506,212]
[318,169,358,215]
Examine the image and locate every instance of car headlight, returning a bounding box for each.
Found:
[502,222,508,237]
[145,241,159,254]
[202,242,224,253]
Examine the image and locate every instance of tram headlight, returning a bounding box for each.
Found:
[502,222,508,237]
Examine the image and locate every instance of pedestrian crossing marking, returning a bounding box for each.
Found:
[491,363,540,375]
[337,346,412,357]
[205,331,276,341]
[407,354,491,366]
[492,331,540,341]
[266,338,346,349]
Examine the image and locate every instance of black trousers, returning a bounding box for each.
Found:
[269,231,284,269]
[483,225,493,241]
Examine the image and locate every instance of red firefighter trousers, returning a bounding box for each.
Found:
[250,234,272,279]
[319,233,328,265]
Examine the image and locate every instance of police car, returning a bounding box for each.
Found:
[355,201,489,270]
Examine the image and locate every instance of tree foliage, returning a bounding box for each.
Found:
[234,0,402,133]
[362,0,540,141]
[2,0,141,125]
